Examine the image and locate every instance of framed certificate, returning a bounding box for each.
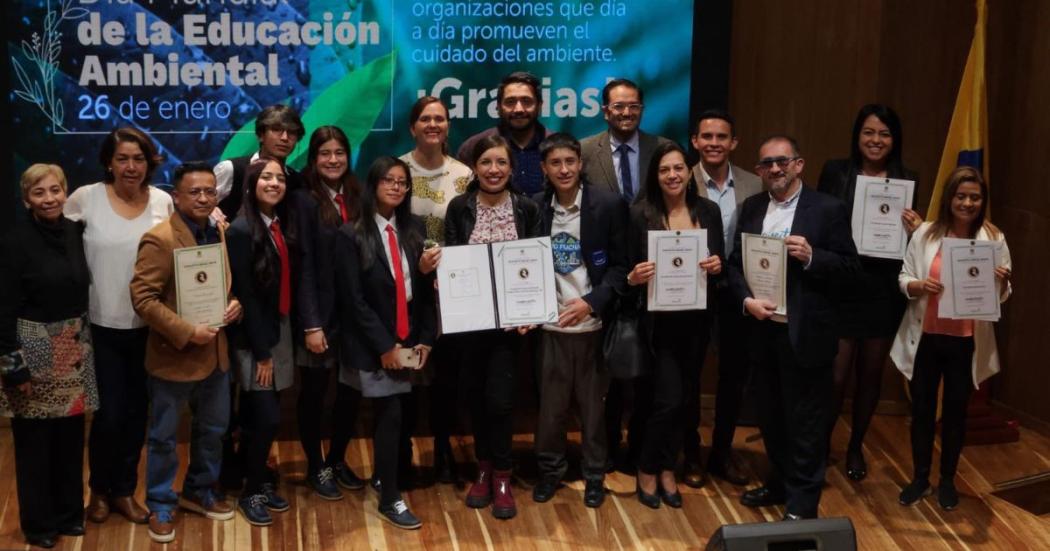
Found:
[174,243,227,327]
[436,237,558,333]
[851,176,915,259]
[646,229,708,311]
[937,238,1001,321]
[742,233,787,318]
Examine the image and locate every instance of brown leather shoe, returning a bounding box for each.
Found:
[86,492,110,523]
[110,495,149,524]
[682,461,707,489]
[148,511,176,543]
[707,452,750,486]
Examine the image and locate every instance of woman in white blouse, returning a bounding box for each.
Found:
[890,166,1012,511]
[64,127,173,525]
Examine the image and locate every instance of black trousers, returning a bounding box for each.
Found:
[297,366,361,475]
[751,321,832,518]
[372,395,403,506]
[908,333,975,482]
[707,291,753,460]
[239,389,281,494]
[12,415,86,538]
[87,325,148,497]
[462,329,520,471]
[639,311,710,474]
[398,334,464,469]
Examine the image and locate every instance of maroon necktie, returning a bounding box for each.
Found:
[385,224,409,340]
[334,194,349,223]
[270,219,291,316]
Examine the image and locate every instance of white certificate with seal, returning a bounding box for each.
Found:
[647,229,708,311]
[852,176,915,259]
[174,243,227,327]
[436,243,498,334]
[492,237,559,328]
[742,233,787,319]
[937,238,1001,321]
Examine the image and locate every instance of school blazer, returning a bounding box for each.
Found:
[889,222,1012,386]
[290,189,342,338]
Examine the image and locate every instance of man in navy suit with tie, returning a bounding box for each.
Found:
[727,136,858,520]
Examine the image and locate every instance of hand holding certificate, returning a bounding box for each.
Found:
[646,229,708,311]
[851,176,915,259]
[174,243,228,327]
[742,233,787,319]
[937,238,1001,321]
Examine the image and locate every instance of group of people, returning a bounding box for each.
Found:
[0,71,1013,547]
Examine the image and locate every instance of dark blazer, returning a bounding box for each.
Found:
[580,130,674,198]
[816,158,919,217]
[289,189,342,339]
[226,215,297,362]
[334,215,436,372]
[626,196,725,348]
[444,189,543,246]
[532,183,629,320]
[727,186,859,369]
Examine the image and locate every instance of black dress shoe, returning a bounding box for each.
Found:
[433,446,456,484]
[636,482,660,509]
[583,479,605,508]
[898,479,932,506]
[740,485,787,508]
[707,453,750,486]
[845,448,868,481]
[682,461,706,489]
[25,533,57,548]
[659,485,683,508]
[58,523,86,536]
[532,478,558,503]
[938,481,959,510]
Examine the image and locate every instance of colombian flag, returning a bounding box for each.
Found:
[928,0,989,219]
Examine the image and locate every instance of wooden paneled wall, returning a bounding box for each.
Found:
[716,0,1050,425]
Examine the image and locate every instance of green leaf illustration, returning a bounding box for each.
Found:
[218,51,396,170]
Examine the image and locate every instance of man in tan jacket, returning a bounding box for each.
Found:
[130,161,241,543]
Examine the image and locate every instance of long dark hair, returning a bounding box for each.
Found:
[849,104,905,175]
[465,134,516,193]
[302,126,362,228]
[238,158,299,288]
[353,156,422,270]
[926,166,999,242]
[639,141,702,230]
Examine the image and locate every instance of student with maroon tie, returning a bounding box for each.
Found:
[226,158,299,526]
[333,156,436,529]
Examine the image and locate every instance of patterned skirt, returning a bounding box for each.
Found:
[0,316,99,419]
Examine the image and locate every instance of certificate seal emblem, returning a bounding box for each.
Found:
[968,266,980,278]
[518,268,530,279]
[672,256,683,268]
[195,271,208,284]
[760,258,770,270]
[879,203,890,214]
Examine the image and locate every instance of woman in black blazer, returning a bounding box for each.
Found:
[625,142,724,509]
[442,135,541,520]
[290,126,367,499]
[817,104,921,481]
[333,156,435,530]
[226,158,298,526]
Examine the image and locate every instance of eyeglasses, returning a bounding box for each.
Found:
[381,176,409,190]
[501,97,537,109]
[606,102,644,114]
[756,156,799,170]
[184,188,218,198]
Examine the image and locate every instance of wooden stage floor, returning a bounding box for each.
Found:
[0,413,1047,550]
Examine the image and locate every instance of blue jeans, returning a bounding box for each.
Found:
[146,368,230,513]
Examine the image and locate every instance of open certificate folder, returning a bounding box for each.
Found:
[436,237,559,333]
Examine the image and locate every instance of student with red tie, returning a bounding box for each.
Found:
[289,127,368,499]
[226,158,299,526]
[333,156,436,529]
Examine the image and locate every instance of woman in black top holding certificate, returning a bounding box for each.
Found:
[333,156,435,530]
[625,142,724,509]
[817,104,921,481]
[443,135,541,520]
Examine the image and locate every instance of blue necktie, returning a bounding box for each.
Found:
[616,143,634,201]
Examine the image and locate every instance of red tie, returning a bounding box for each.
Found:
[385,224,409,340]
[334,194,349,223]
[270,219,291,316]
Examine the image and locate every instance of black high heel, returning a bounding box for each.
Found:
[636,481,660,509]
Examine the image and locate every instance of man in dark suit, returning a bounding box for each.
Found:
[727,136,858,520]
[580,78,673,202]
[683,110,763,487]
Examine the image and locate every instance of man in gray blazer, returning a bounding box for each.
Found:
[580,79,673,202]
[683,109,763,488]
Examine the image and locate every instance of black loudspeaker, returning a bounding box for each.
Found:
[705,517,856,551]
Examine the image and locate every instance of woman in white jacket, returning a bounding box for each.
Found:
[890,166,1012,511]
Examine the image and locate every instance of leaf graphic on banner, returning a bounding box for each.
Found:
[217,52,396,170]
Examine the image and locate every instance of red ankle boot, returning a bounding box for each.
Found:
[465,460,493,508]
[491,469,516,519]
